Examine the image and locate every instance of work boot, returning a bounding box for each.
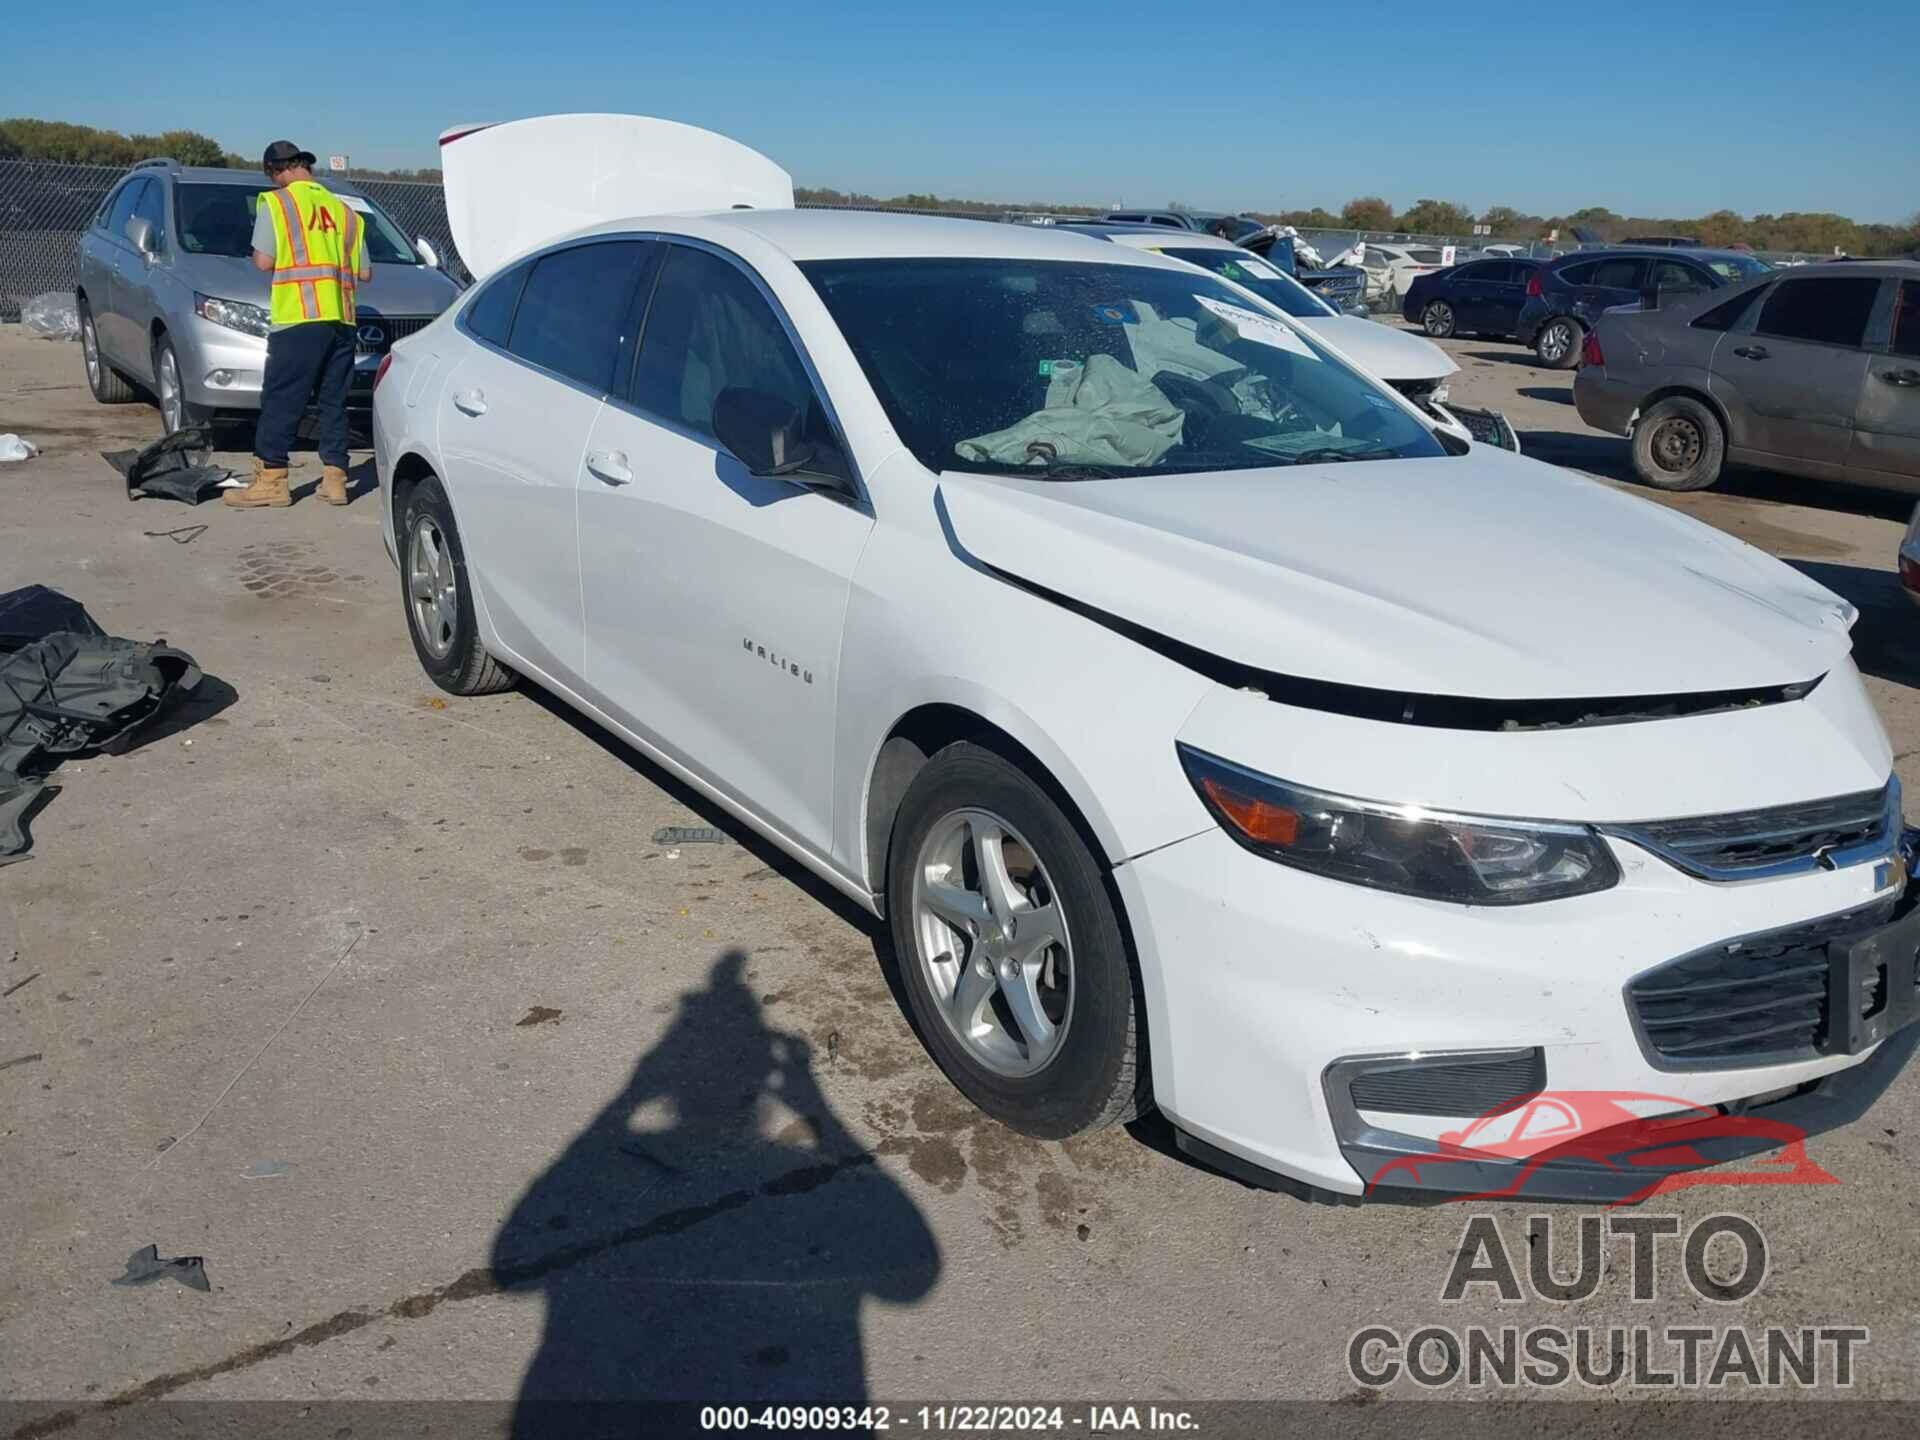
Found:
[224,461,291,509]
[316,465,350,506]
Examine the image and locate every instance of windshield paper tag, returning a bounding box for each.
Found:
[1195,296,1313,357]
[341,194,373,213]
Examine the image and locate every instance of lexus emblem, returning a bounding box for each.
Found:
[357,324,386,347]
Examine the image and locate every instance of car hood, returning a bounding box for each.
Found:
[440,113,793,279]
[936,449,1855,700]
[1296,315,1457,383]
[179,254,458,316]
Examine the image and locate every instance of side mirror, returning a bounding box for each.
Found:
[125,216,157,257]
[713,387,839,487]
[415,235,441,269]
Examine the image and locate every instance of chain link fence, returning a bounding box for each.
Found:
[0,157,1844,323]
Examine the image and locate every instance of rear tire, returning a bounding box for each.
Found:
[398,474,517,695]
[1421,300,1456,338]
[80,301,138,404]
[887,742,1144,1139]
[1535,316,1583,370]
[1631,396,1725,492]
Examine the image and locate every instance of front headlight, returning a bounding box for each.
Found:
[194,293,271,338]
[1178,745,1620,906]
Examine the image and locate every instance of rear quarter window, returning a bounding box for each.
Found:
[462,260,529,347]
[1693,285,1765,332]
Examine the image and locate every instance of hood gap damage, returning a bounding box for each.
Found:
[991,566,1822,732]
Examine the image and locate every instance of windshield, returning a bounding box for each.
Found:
[1155,246,1334,318]
[1706,254,1772,282]
[801,258,1444,477]
[174,182,420,263]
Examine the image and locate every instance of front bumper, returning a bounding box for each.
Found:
[1121,819,1916,1198]
[175,313,384,413]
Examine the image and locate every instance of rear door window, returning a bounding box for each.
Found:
[1556,259,1599,286]
[505,241,656,392]
[1892,282,1920,360]
[1754,276,1882,349]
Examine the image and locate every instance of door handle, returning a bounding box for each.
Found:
[1880,369,1920,387]
[1732,345,1769,360]
[586,449,633,485]
[451,388,487,416]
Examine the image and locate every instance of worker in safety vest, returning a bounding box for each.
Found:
[226,140,371,509]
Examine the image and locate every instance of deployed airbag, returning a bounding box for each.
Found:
[956,354,1184,468]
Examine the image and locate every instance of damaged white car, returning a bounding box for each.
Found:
[374,115,1918,1201]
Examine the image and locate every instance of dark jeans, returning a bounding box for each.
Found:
[254,321,355,470]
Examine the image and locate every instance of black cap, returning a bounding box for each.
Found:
[262,140,317,171]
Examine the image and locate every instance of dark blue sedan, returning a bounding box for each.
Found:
[1401,257,1543,340]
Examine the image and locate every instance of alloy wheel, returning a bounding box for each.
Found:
[82,314,101,390]
[1423,301,1454,338]
[408,517,459,660]
[910,807,1074,1077]
[1541,321,1574,363]
[157,347,182,432]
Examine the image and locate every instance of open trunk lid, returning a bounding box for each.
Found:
[439,114,794,280]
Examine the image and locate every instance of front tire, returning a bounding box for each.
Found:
[80,301,138,404]
[1421,300,1456,338]
[152,334,210,434]
[1631,396,1725,492]
[398,474,517,694]
[887,742,1144,1139]
[1535,316,1583,369]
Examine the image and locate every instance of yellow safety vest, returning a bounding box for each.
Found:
[262,180,365,327]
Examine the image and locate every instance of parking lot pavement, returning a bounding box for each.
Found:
[4,321,1920,1421]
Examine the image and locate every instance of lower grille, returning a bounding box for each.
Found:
[1346,1049,1545,1117]
[1628,900,1897,1068]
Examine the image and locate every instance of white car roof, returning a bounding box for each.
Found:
[557,207,1179,267]
[1099,230,1242,254]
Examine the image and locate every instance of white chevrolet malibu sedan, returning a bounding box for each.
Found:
[374,116,1919,1201]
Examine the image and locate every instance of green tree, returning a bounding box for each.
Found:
[1395,198,1473,235]
[1340,195,1395,230]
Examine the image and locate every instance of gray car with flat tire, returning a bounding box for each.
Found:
[1574,260,1920,493]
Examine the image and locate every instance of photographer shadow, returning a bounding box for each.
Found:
[495,951,939,1434]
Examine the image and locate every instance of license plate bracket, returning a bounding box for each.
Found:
[1824,902,1920,1055]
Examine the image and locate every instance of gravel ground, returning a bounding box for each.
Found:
[3,322,1919,1434]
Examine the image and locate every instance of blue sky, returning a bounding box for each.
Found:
[12,0,1917,222]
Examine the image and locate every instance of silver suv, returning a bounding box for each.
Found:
[75,158,461,433]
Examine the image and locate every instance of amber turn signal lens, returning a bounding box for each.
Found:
[1200,777,1300,847]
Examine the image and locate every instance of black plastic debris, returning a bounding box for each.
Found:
[103,427,233,505]
[0,586,202,864]
[652,825,733,845]
[112,1244,210,1293]
[0,584,103,654]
